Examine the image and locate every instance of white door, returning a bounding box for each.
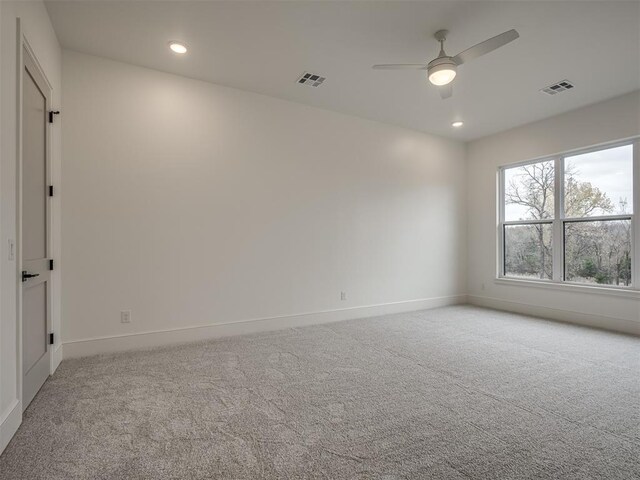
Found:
[21,47,52,411]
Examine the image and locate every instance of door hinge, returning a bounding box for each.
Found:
[49,185,54,197]
[48,110,60,124]
[49,333,54,345]
[49,259,54,271]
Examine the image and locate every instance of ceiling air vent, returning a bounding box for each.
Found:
[541,80,575,95]
[297,72,326,88]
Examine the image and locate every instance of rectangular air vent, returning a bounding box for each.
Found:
[541,80,575,95]
[297,72,326,88]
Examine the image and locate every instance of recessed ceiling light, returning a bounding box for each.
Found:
[169,42,187,54]
[451,121,464,128]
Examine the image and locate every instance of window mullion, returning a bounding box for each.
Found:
[552,156,564,282]
[498,168,505,277]
[633,140,640,290]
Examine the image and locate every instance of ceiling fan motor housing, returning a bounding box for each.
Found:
[427,56,457,85]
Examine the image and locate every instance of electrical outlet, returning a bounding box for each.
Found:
[120,310,131,323]
[340,291,347,301]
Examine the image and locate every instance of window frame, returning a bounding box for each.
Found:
[498,137,639,292]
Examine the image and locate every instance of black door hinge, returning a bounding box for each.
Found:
[49,333,54,345]
[49,110,60,123]
[49,185,54,197]
[49,259,54,271]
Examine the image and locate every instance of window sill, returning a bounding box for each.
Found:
[494,277,640,299]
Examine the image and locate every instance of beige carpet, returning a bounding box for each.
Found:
[1,305,639,479]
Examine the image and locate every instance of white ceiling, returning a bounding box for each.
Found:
[45,1,640,141]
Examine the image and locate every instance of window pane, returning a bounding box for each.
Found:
[564,219,632,286]
[504,161,555,221]
[564,144,633,217]
[504,223,553,280]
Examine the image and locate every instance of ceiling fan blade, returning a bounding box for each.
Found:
[372,64,428,70]
[452,29,519,65]
[438,84,453,99]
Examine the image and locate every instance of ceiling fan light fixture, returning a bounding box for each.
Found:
[429,68,456,86]
[372,28,518,99]
[427,58,457,86]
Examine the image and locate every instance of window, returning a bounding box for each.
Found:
[499,140,637,288]
[503,160,555,280]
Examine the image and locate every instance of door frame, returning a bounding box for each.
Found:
[17,28,54,409]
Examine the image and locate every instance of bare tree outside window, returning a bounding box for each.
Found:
[504,161,554,279]
[501,143,634,286]
[562,145,633,286]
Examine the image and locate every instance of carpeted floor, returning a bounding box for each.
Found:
[1,305,639,479]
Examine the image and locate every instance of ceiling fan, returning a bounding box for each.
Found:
[372,29,519,99]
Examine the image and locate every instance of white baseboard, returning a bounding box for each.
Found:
[63,294,467,358]
[0,399,22,455]
[468,294,640,336]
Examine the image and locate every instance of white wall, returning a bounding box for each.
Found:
[467,91,640,334]
[61,51,467,356]
[0,1,62,453]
